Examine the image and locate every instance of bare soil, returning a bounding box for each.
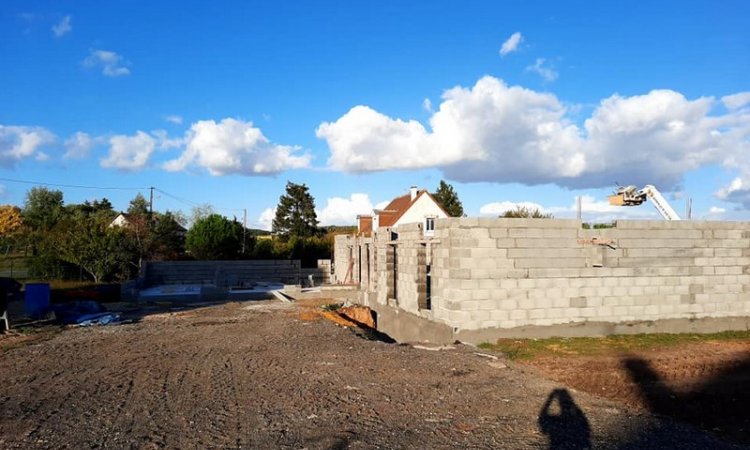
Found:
[522,340,750,445]
[0,300,744,449]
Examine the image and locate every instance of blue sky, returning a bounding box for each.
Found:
[1,1,749,228]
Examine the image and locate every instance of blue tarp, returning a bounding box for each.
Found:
[51,301,121,326]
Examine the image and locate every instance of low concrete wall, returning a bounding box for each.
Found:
[144,260,301,287]
[300,259,332,286]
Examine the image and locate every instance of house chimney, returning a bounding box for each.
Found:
[410,186,418,201]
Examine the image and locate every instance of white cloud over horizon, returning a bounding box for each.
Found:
[0,125,56,167]
[317,193,376,226]
[258,207,276,231]
[499,32,523,56]
[52,15,71,37]
[164,118,311,176]
[317,75,750,209]
[101,131,155,171]
[479,195,659,223]
[63,132,96,159]
[83,50,130,77]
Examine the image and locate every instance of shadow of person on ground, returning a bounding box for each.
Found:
[538,388,592,449]
[623,355,750,444]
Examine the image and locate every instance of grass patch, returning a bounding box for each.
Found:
[478,330,750,361]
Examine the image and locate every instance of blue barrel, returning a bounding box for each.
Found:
[25,283,51,319]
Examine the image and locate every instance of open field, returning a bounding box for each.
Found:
[0,299,745,449]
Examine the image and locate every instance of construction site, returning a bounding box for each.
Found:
[1,184,749,448]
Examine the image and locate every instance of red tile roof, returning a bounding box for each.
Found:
[376,189,446,227]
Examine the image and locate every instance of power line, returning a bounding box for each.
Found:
[0,177,146,191]
[0,176,246,214]
[155,188,244,212]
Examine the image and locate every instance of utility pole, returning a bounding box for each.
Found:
[149,186,154,215]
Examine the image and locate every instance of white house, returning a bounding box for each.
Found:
[358,187,448,236]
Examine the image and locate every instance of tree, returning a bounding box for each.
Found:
[272,182,318,238]
[186,214,242,260]
[147,211,187,260]
[0,205,23,237]
[501,206,553,219]
[190,203,215,226]
[54,214,134,283]
[432,180,464,217]
[127,193,150,215]
[23,187,64,230]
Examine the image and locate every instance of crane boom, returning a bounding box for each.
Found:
[608,184,681,220]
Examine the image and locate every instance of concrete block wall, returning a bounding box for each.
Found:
[428,218,750,332]
[333,235,355,284]
[144,260,301,287]
[300,259,332,286]
[339,217,750,337]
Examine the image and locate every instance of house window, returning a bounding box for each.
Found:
[424,217,435,236]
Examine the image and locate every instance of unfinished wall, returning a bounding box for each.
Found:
[348,218,750,341]
[144,260,301,287]
[333,235,355,284]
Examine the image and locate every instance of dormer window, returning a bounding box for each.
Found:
[424,217,435,236]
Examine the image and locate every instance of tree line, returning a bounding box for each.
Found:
[0,179,468,283]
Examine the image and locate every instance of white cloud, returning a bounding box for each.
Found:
[709,206,726,214]
[317,193,376,226]
[151,129,184,150]
[101,131,155,171]
[258,208,276,231]
[318,75,750,208]
[319,76,584,181]
[63,132,96,159]
[479,194,658,223]
[499,32,523,56]
[715,177,750,209]
[165,115,183,125]
[52,15,71,37]
[423,98,433,112]
[165,118,310,176]
[83,50,130,77]
[0,125,56,167]
[526,58,558,82]
[722,92,750,111]
[35,152,50,162]
[479,201,547,216]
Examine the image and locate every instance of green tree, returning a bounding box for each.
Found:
[54,214,134,283]
[272,182,318,238]
[127,193,150,215]
[147,211,187,260]
[186,214,242,260]
[23,187,64,230]
[432,180,464,217]
[501,206,553,219]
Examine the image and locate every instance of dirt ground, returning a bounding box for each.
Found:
[522,340,750,445]
[0,299,745,449]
